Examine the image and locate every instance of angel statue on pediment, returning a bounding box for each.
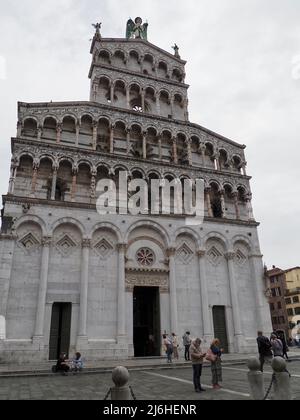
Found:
[126,17,148,41]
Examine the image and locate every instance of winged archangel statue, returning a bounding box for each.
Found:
[126,17,148,40]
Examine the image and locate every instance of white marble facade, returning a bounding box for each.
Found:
[0,22,272,363]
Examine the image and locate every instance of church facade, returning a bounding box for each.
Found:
[0,19,271,363]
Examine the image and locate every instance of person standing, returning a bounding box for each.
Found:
[270,334,283,357]
[172,333,179,360]
[182,331,192,361]
[257,331,273,372]
[163,334,173,363]
[209,339,223,390]
[190,338,206,393]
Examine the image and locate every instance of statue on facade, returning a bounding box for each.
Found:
[126,17,148,40]
[172,44,181,59]
[92,22,102,38]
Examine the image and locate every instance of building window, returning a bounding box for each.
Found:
[136,248,155,267]
[277,302,282,310]
[277,288,282,297]
[272,317,278,325]
[270,303,275,311]
[279,316,285,324]
[295,307,300,316]
[287,309,294,317]
[285,298,292,305]
[293,296,300,304]
[271,289,276,297]
[270,277,275,284]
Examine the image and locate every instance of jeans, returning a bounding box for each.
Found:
[185,345,190,361]
[192,364,203,390]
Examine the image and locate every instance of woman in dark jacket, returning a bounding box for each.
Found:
[210,339,223,390]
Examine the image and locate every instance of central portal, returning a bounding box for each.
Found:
[133,287,161,357]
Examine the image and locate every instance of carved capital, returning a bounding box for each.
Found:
[42,236,52,247]
[82,239,92,248]
[166,247,176,257]
[117,243,127,253]
[197,249,206,258]
[225,252,236,261]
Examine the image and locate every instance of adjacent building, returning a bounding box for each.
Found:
[266,266,289,337]
[267,266,300,340]
[0,18,272,363]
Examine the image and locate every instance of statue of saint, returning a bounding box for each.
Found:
[92,22,102,37]
[172,44,181,59]
[126,17,148,40]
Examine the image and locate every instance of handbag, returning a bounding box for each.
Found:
[205,348,217,363]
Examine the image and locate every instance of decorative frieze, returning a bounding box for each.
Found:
[125,271,169,293]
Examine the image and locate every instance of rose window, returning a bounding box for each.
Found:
[136,248,155,267]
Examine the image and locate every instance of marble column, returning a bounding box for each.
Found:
[158,136,163,160]
[75,123,80,146]
[205,188,213,217]
[172,138,178,164]
[92,122,98,150]
[186,140,192,165]
[8,165,18,194]
[70,169,78,202]
[37,126,42,141]
[167,248,178,335]
[117,243,127,341]
[56,124,62,144]
[246,194,255,221]
[200,143,206,167]
[78,239,91,339]
[30,164,39,198]
[33,237,51,338]
[170,96,174,118]
[220,190,226,218]
[226,251,244,351]
[17,121,22,137]
[126,129,131,156]
[142,132,147,159]
[50,167,58,201]
[197,250,213,342]
[156,94,160,115]
[233,192,240,220]
[110,83,114,104]
[215,153,221,171]
[110,125,115,154]
[126,88,130,110]
[90,171,96,203]
[141,90,145,112]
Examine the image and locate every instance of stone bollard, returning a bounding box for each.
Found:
[111,366,131,400]
[271,357,292,401]
[247,357,264,400]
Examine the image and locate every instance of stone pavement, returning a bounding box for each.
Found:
[1,348,299,377]
[0,360,299,400]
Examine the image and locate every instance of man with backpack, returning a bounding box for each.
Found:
[257,331,273,372]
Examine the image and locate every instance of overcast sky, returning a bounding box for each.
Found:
[0,0,299,269]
